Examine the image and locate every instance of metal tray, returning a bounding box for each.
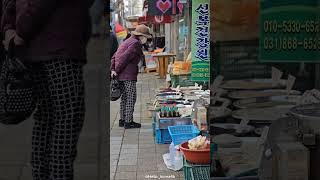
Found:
[156,112,192,129]
[290,103,320,121]
[220,79,286,90]
[232,105,294,122]
[233,95,301,109]
[228,89,301,99]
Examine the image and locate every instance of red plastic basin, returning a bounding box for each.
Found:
[179,141,210,164]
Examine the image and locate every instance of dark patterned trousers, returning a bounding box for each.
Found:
[119,81,137,123]
[30,59,85,180]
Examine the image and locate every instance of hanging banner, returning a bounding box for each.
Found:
[191,0,210,82]
[147,0,184,16]
[259,0,320,62]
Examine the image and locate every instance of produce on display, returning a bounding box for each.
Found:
[188,135,209,150]
[298,89,320,105]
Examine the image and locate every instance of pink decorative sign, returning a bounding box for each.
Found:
[156,0,172,14]
[177,0,184,13]
[148,0,184,16]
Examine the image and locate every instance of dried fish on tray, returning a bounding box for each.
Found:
[213,134,242,148]
[232,105,294,122]
[233,95,301,109]
[228,89,301,99]
[290,103,320,120]
[155,92,183,100]
[208,107,232,119]
[220,79,287,90]
[212,123,255,134]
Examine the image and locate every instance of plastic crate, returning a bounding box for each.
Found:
[168,125,200,145]
[155,127,172,144]
[183,158,210,180]
[211,168,259,180]
[157,113,192,129]
[170,74,195,87]
[152,122,156,137]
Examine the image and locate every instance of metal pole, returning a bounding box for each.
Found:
[316,64,320,89]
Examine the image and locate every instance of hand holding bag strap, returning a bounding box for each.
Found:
[7,37,15,59]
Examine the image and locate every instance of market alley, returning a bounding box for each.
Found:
[110,73,184,180]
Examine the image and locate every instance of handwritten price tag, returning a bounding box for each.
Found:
[239,118,249,127]
[258,127,269,145]
[272,67,283,86]
[286,74,296,95]
[211,75,224,90]
[236,118,250,133]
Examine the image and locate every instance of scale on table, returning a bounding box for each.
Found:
[259,103,320,180]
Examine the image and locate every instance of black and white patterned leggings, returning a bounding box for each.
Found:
[31,59,85,180]
[119,81,137,123]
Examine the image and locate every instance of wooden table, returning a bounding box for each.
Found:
[152,53,176,79]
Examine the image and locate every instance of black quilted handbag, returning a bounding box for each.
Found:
[110,77,121,101]
[0,39,36,124]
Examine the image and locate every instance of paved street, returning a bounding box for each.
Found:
[110,73,184,180]
[0,36,108,180]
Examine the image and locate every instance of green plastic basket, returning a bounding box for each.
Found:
[183,157,210,180]
[170,74,194,87]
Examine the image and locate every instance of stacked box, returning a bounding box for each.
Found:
[183,158,210,180]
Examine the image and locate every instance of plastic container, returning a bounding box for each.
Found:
[183,157,210,180]
[168,125,200,145]
[169,142,175,166]
[152,122,156,137]
[157,112,192,129]
[155,128,172,144]
[180,141,210,164]
[168,142,183,170]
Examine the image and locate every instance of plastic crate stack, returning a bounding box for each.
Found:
[154,111,195,144]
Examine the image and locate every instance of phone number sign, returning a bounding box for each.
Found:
[259,1,320,62]
[191,0,210,81]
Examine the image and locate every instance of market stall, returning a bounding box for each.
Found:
[146,82,211,178]
[207,65,320,179]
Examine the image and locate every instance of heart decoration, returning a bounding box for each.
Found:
[157,0,172,14]
[177,0,184,13]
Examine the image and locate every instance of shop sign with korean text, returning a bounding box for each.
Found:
[191,0,210,82]
[259,0,320,62]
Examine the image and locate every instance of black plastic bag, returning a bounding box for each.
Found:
[110,78,121,101]
[0,39,36,124]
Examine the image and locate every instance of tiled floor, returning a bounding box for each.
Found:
[110,73,184,180]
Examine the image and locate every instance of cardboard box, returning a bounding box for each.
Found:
[273,142,309,180]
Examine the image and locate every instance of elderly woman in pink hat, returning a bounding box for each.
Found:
[111,24,152,129]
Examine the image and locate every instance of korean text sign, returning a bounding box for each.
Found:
[259,0,320,62]
[191,0,210,82]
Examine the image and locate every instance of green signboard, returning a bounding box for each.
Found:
[191,0,210,81]
[259,1,320,62]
